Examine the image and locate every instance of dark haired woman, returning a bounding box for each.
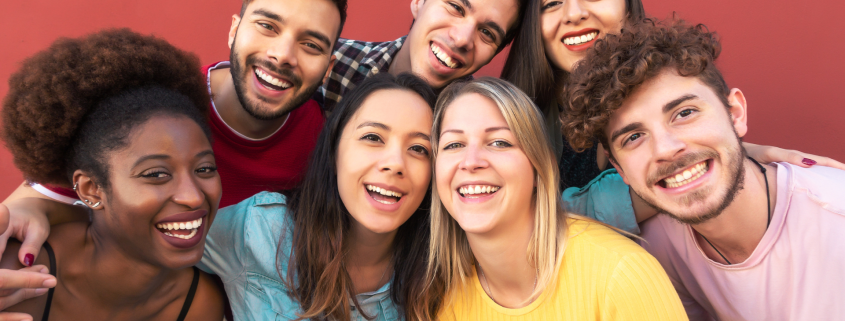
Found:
[199,72,438,320]
[0,29,224,320]
[501,0,845,230]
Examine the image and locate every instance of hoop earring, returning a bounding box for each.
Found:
[84,199,101,209]
[73,182,78,191]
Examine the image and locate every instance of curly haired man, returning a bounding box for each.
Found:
[562,19,845,321]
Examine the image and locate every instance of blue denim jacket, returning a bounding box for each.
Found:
[197,192,400,320]
[198,169,635,320]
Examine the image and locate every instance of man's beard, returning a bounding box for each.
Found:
[632,136,747,225]
[229,37,322,120]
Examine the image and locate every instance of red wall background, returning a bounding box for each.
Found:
[1,0,844,197]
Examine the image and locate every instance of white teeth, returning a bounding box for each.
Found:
[254,68,292,89]
[564,31,598,45]
[458,185,501,196]
[163,228,198,240]
[156,218,203,231]
[366,185,403,198]
[430,43,459,69]
[663,162,709,188]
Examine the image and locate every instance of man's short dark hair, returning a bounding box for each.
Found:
[240,0,348,42]
[561,19,730,155]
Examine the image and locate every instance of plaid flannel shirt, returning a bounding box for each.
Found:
[313,36,406,113]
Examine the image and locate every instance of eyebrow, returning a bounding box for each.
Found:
[609,122,644,145]
[305,30,333,49]
[485,126,510,133]
[132,150,215,168]
[357,121,390,131]
[460,0,506,41]
[410,132,431,141]
[251,8,283,22]
[663,94,698,113]
[252,9,332,49]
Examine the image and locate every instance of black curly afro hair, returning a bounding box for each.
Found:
[2,28,211,188]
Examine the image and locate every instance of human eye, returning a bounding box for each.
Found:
[257,22,275,32]
[360,133,384,143]
[622,133,643,147]
[541,1,562,11]
[196,165,218,176]
[140,169,171,179]
[675,108,696,120]
[442,142,464,150]
[480,28,497,44]
[409,145,431,156]
[446,1,465,16]
[490,140,512,148]
[303,42,324,53]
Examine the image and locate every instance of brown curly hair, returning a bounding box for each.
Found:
[561,18,729,155]
[2,28,210,187]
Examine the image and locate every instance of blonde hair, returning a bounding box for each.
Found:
[426,77,570,307]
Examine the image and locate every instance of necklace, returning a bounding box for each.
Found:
[478,265,537,306]
[700,157,771,265]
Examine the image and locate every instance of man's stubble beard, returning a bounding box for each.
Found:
[229,32,324,121]
[632,135,747,225]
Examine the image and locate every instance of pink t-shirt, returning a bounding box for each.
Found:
[639,163,845,321]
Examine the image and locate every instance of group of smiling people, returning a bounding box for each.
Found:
[1,0,844,320]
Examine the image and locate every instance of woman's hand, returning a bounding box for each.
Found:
[0,203,50,269]
[743,142,845,171]
[0,265,56,319]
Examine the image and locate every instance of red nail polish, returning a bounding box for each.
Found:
[24,253,34,267]
[802,158,817,166]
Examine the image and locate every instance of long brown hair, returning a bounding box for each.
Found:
[282,72,436,320]
[501,0,646,113]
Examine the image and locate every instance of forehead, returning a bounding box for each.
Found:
[245,0,341,36]
[114,116,210,162]
[606,70,721,133]
[429,0,521,30]
[442,93,506,131]
[349,89,433,130]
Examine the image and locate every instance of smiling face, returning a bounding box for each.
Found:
[228,0,340,120]
[408,0,520,88]
[606,70,750,224]
[335,89,433,234]
[435,93,535,234]
[100,115,221,269]
[541,0,626,72]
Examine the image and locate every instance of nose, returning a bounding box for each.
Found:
[459,143,489,172]
[652,129,687,163]
[449,20,475,52]
[172,174,205,210]
[563,0,589,24]
[266,34,298,68]
[377,143,407,176]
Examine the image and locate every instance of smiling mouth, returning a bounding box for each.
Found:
[660,161,710,189]
[430,43,462,69]
[366,184,404,204]
[254,67,292,91]
[155,218,203,240]
[458,185,500,198]
[563,31,598,46]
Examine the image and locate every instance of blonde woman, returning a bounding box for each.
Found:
[426,77,687,320]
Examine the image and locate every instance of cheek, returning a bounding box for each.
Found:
[435,156,458,201]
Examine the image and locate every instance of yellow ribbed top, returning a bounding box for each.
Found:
[439,219,688,321]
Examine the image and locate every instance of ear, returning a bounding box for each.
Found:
[606,150,631,185]
[228,14,242,50]
[410,0,425,19]
[73,170,104,210]
[726,88,748,138]
[323,55,336,85]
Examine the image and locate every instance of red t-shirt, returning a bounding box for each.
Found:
[39,61,324,208]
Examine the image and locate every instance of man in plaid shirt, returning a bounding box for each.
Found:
[315,0,525,112]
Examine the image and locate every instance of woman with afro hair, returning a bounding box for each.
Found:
[0,29,224,320]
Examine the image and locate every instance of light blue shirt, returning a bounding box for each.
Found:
[562,169,640,234]
[197,192,400,320]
